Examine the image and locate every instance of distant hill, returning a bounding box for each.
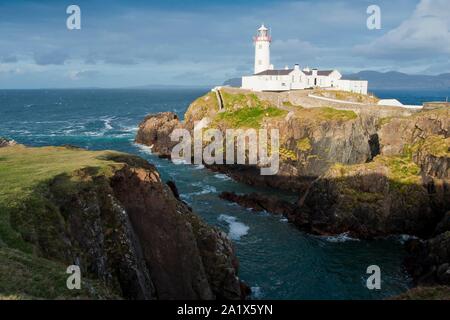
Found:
[126,84,211,90]
[345,71,450,90]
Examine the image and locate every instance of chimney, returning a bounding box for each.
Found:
[312,68,318,76]
[284,65,289,70]
[269,64,274,70]
[294,64,300,71]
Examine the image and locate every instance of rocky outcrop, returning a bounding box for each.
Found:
[405,232,450,286]
[134,91,449,239]
[135,112,181,158]
[110,163,242,299]
[135,89,392,191]
[0,137,16,148]
[391,285,450,300]
[296,157,440,238]
[0,146,244,300]
[378,108,449,156]
[133,88,450,299]
[219,191,296,217]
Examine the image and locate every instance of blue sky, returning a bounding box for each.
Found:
[0,0,449,88]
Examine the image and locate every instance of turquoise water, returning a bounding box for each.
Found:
[1,88,437,299]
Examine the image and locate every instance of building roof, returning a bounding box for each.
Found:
[254,69,294,76]
[302,70,335,76]
[255,69,337,76]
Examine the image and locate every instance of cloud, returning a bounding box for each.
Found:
[354,0,450,59]
[0,55,18,63]
[1,0,448,88]
[34,51,69,65]
[68,70,100,80]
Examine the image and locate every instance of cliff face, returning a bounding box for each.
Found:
[0,145,243,300]
[136,89,407,191]
[298,109,449,238]
[133,89,450,297]
[135,90,449,239]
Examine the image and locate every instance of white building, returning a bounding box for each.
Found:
[241,25,368,95]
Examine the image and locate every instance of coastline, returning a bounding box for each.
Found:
[1,87,448,299]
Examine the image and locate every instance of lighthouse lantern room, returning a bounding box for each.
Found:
[253,24,271,74]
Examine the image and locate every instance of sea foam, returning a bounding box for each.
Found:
[322,232,360,243]
[218,214,249,240]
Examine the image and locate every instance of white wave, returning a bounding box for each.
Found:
[194,164,205,170]
[172,158,190,165]
[279,217,289,223]
[397,234,419,244]
[214,173,231,181]
[191,184,217,196]
[322,232,360,243]
[103,118,114,130]
[134,143,153,155]
[121,125,138,133]
[218,214,249,241]
[83,131,105,137]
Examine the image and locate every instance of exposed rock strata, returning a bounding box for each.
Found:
[0,146,244,300]
[134,89,450,298]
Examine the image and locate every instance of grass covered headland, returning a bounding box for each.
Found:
[0,145,142,299]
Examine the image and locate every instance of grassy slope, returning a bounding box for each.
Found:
[0,145,127,299]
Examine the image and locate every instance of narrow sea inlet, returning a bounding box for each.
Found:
[4,88,445,299]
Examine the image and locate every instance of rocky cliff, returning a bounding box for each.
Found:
[135,89,449,237]
[134,89,450,296]
[136,89,410,191]
[0,144,244,300]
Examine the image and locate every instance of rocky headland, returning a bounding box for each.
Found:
[135,87,450,297]
[0,141,245,299]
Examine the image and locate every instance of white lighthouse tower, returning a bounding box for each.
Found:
[253,24,271,74]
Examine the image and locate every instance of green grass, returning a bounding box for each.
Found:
[408,135,450,158]
[215,105,287,128]
[316,107,358,121]
[0,145,125,252]
[0,246,118,299]
[330,154,422,191]
[377,117,394,128]
[294,107,358,122]
[296,137,312,152]
[282,101,300,108]
[185,91,219,123]
[279,147,297,161]
[0,145,144,299]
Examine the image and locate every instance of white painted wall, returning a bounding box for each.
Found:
[242,72,368,94]
[335,79,368,95]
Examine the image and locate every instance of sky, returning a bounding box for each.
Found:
[0,0,449,88]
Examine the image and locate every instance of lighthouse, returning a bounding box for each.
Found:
[253,24,271,74]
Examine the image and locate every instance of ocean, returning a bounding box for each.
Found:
[1,88,446,299]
